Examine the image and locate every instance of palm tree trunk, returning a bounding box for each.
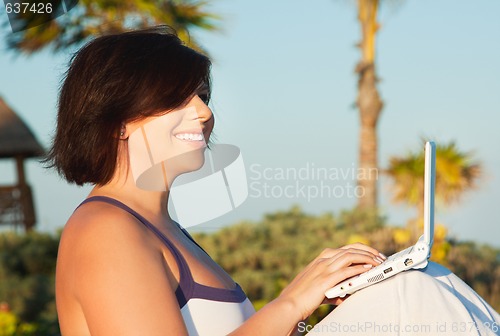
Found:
[356,0,383,210]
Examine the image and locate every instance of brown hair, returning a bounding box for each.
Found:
[45,26,211,185]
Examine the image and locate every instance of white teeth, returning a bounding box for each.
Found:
[175,133,203,141]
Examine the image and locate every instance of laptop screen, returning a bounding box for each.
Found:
[423,141,436,246]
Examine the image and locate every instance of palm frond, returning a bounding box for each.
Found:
[385,141,482,209]
[4,0,221,55]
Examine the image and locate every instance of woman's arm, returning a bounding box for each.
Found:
[230,244,383,335]
[57,204,189,336]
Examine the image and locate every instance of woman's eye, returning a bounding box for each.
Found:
[199,93,209,104]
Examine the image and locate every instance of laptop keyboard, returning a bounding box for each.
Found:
[354,245,416,279]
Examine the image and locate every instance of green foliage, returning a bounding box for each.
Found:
[0,310,37,336]
[446,240,500,305]
[0,311,17,336]
[0,232,60,335]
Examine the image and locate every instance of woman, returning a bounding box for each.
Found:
[52,26,386,335]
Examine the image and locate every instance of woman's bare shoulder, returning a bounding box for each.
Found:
[60,200,151,252]
[57,201,188,335]
[57,200,161,292]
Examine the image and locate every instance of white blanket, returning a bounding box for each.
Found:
[308,262,499,335]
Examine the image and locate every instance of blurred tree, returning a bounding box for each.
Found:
[354,0,384,210]
[386,141,481,216]
[4,0,220,55]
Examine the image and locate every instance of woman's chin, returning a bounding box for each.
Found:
[171,153,206,177]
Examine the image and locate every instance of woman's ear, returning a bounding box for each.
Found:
[121,119,147,139]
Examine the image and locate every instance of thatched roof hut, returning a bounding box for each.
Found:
[0,96,44,159]
[0,96,44,231]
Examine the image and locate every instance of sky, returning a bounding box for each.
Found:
[0,0,499,247]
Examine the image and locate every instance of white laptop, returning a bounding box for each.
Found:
[325,141,436,299]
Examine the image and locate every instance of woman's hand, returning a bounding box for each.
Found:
[277,243,386,320]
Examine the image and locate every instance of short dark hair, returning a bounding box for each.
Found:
[45,26,212,186]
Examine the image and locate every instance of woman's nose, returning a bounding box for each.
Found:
[190,95,213,124]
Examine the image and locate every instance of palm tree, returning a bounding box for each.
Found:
[4,0,220,55]
[354,0,384,210]
[385,140,481,237]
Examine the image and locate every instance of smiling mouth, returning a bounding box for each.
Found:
[174,133,204,141]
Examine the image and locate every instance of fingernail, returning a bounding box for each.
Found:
[379,253,387,260]
[374,257,383,263]
[363,264,373,269]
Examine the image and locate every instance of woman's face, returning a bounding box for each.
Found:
[125,93,214,191]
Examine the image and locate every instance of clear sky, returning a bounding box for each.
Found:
[0,0,499,247]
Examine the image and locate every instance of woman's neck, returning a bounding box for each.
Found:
[89,170,174,227]
[89,141,181,227]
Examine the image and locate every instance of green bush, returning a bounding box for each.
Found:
[0,232,60,335]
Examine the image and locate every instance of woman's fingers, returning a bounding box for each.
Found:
[279,244,386,320]
[328,248,384,266]
[315,252,382,293]
[317,247,343,259]
[340,242,385,260]
[326,263,378,289]
[327,251,380,272]
[318,246,383,261]
[310,251,380,290]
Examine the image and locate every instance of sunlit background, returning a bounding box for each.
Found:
[1,0,499,247]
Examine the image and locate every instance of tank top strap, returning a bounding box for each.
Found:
[77,196,194,307]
